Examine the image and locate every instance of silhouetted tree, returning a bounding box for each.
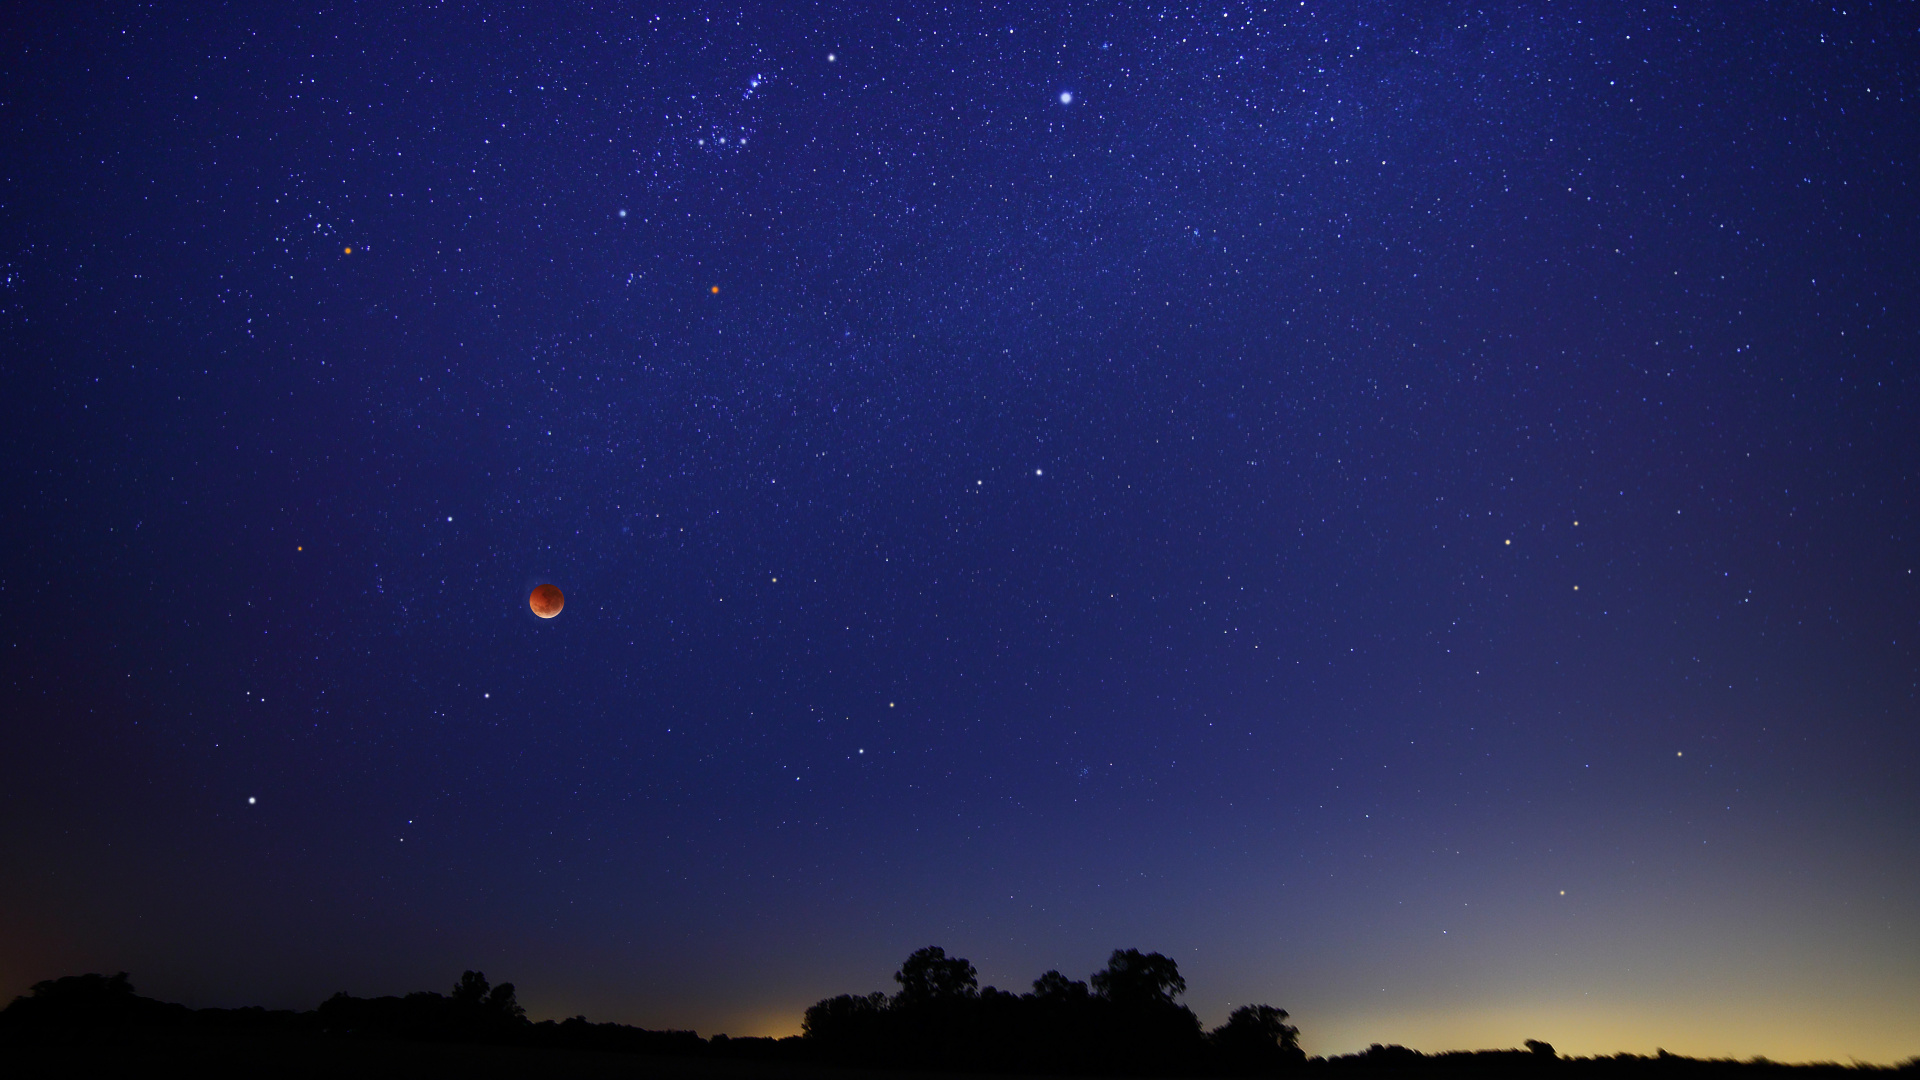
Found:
[802,991,890,1043]
[0,972,146,1029]
[448,970,525,1024]
[893,946,978,1005]
[485,982,525,1022]
[23,972,136,1007]
[1085,949,1204,1074]
[1090,949,1187,1007]
[1527,1039,1557,1059]
[1358,1043,1425,1066]
[1028,970,1091,1002]
[0,973,299,1041]
[452,971,489,1007]
[1214,1004,1299,1050]
[1211,1004,1303,1072]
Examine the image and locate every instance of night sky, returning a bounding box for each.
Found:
[3,1,1917,1063]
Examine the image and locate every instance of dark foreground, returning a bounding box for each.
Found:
[5,1032,1916,1080]
[7,1032,886,1080]
[4,971,1912,1079]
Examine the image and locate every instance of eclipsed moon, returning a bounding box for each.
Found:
[529,583,564,619]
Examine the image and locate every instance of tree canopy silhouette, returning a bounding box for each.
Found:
[1212,1004,1305,1071]
[797,945,1292,1074]
[894,947,979,1005]
[1091,949,1189,1008]
[1030,970,1091,1002]
[451,970,525,1022]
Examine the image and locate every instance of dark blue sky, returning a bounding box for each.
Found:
[3,1,1916,1060]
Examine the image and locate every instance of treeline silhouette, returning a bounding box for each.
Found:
[0,970,710,1058]
[3,954,1914,1078]
[801,946,1299,1075]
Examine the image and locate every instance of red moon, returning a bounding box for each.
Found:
[529,583,564,618]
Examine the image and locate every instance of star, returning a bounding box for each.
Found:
[1059,91,1072,105]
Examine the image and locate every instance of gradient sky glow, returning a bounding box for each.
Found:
[2,1,1916,1064]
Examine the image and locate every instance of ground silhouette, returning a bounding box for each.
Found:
[3,956,1913,1079]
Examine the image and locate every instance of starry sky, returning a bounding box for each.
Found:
[2,1,1917,1063]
